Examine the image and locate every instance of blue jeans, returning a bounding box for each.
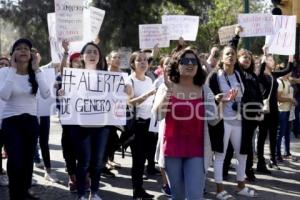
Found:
[293,95,300,137]
[74,126,109,196]
[165,157,205,200]
[277,111,291,157]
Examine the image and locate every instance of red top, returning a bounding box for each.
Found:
[163,96,204,157]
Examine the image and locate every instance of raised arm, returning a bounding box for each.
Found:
[60,40,69,74]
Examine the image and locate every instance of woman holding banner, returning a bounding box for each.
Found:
[125,50,156,199]
[73,42,109,200]
[0,38,50,200]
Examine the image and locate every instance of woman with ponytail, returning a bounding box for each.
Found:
[0,38,50,200]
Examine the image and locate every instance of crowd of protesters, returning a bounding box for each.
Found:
[0,24,298,200]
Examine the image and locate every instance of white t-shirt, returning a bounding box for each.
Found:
[0,67,50,119]
[127,74,155,119]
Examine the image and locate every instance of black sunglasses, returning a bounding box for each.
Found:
[179,57,198,65]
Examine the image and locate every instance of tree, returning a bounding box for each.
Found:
[0,0,54,64]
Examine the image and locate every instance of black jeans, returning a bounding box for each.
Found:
[146,132,158,172]
[3,114,39,200]
[38,116,51,169]
[0,129,4,173]
[74,127,109,196]
[257,111,278,166]
[104,126,120,163]
[130,118,150,191]
[61,125,78,176]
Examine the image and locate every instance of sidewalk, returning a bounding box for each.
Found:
[0,117,299,199]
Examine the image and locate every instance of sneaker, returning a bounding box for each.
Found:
[44,171,59,183]
[89,193,102,200]
[161,184,171,197]
[101,167,116,178]
[133,188,154,199]
[34,161,44,169]
[277,156,283,162]
[69,175,77,193]
[256,166,271,174]
[78,196,88,200]
[31,178,38,186]
[0,174,9,186]
[268,160,280,170]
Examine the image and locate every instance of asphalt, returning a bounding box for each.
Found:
[0,116,300,200]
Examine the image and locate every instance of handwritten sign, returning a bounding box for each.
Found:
[218,25,237,45]
[266,15,296,55]
[238,13,274,37]
[60,68,128,125]
[139,24,170,49]
[90,7,105,40]
[118,47,132,69]
[37,67,57,116]
[48,6,105,63]
[55,0,84,41]
[162,15,199,41]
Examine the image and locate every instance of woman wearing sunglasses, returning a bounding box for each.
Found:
[153,48,218,199]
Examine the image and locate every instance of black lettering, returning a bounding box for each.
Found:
[116,76,126,93]
[77,72,88,90]
[104,74,111,92]
[61,98,71,114]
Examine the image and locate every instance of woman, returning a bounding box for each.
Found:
[125,50,156,199]
[257,47,294,173]
[73,42,109,200]
[153,48,217,199]
[208,45,257,199]
[223,26,263,182]
[0,38,50,200]
[58,40,83,192]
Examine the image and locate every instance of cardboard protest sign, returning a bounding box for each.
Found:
[162,15,199,41]
[90,7,105,40]
[60,68,128,125]
[48,6,105,63]
[266,15,296,55]
[37,67,57,116]
[139,24,170,49]
[55,0,84,41]
[118,47,132,69]
[238,13,274,37]
[47,13,64,64]
[218,25,237,45]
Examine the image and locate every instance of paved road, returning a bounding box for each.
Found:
[0,116,300,200]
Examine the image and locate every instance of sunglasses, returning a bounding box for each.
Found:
[179,57,198,65]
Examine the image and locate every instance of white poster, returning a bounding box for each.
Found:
[47,6,106,63]
[55,0,84,41]
[118,47,132,69]
[90,7,105,40]
[37,67,57,116]
[139,24,170,49]
[162,15,199,41]
[149,115,159,133]
[266,15,296,55]
[238,13,274,37]
[60,68,128,125]
[218,24,237,45]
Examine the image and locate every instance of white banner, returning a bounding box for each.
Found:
[118,47,132,69]
[37,67,57,116]
[90,7,105,40]
[139,24,170,49]
[55,0,84,41]
[60,68,128,125]
[238,13,274,37]
[218,24,237,45]
[266,15,296,55]
[162,15,199,41]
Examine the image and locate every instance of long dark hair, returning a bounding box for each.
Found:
[169,49,206,87]
[80,42,107,71]
[28,57,38,95]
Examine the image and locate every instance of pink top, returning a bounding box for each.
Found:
[164,96,204,157]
